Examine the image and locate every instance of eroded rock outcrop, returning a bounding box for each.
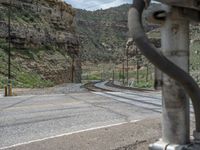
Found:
[0,0,81,86]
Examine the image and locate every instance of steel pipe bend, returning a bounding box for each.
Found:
[128,0,200,134]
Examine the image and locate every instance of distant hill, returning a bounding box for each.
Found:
[76,3,200,85]
[76,4,131,63]
[75,4,159,63]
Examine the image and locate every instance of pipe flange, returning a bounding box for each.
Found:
[146,4,170,25]
[154,0,200,11]
[152,0,200,22]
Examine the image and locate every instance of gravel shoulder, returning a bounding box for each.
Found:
[10,83,87,96]
[3,118,162,150]
[3,117,195,150]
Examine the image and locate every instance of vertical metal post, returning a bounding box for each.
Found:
[112,70,114,83]
[4,86,7,96]
[7,0,12,96]
[122,58,125,85]
[161,7,190,145]
[136,48,139,84]
[126,47,129,85]
[146,63,149,82]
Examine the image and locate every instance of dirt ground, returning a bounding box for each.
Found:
[3,83,87,96]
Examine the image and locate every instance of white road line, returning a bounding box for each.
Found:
[0,120,140,150]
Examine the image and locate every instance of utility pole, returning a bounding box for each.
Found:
[126,47,129,85]
[136,48,139,84]
[7,0,12,96]
[122,57,125,85]
[146,63,149,82]
[112,70,114,83]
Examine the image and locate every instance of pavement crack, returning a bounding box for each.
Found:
[0,96,35,111]
[69,95,130,122]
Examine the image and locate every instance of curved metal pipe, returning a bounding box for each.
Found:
[128,0,200,133]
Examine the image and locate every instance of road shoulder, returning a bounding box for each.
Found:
[2,117,161,150]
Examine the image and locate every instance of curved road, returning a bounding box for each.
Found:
[0,83,162,149]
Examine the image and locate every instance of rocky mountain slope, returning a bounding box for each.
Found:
[1,1,199,88]
[0,0,81,88]
[76,4,200,85]
[76,4,130,63]
[76,4,159,63]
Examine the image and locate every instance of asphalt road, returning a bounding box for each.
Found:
[0,90,162,149]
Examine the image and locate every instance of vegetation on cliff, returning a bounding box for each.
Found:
[1,1,200,89]
[77,4,200,87]
[76,4,130,63]
[0,0,80,88]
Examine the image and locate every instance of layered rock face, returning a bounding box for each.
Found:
[76,6,129,63]
[0,0,81,86]
[76,4,158,63]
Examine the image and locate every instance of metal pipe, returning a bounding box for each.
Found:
[161,7,190,144]
[128,0,200,135]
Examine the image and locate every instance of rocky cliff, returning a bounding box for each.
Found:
[0,0,81,88]
[76,5,129,63]
[76,4,158,63]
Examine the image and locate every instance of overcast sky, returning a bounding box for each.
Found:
[64,0,132,11]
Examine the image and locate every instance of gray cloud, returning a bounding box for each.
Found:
[65,0,132,10]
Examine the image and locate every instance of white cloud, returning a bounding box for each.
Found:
[100,0,131,10]
[65,0,132,10]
